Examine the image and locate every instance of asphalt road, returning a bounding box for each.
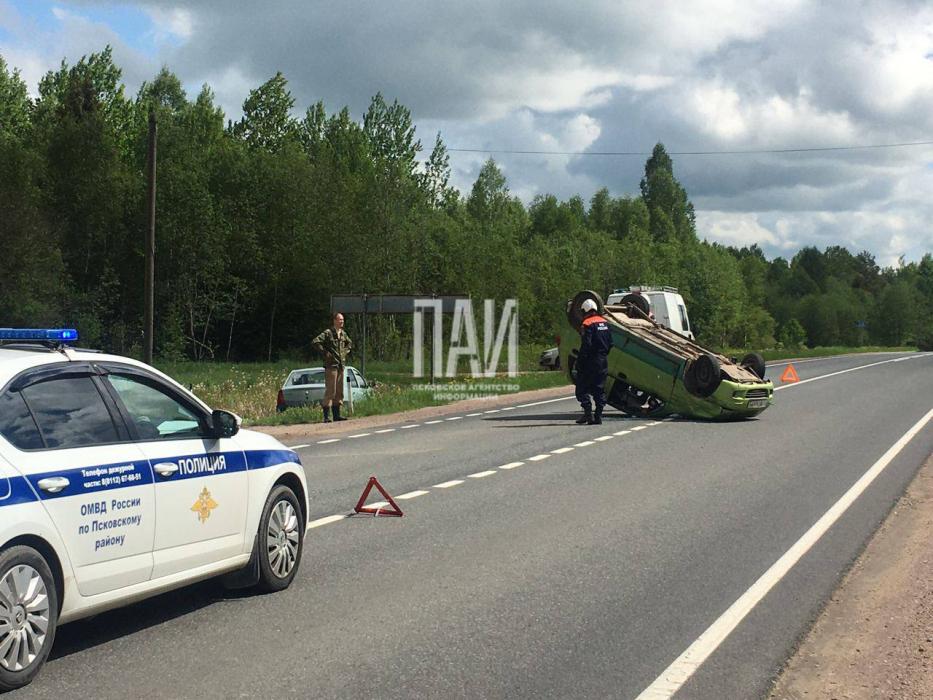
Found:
[15,352,933,699]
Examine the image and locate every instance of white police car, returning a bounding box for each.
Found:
[0,329,308,690]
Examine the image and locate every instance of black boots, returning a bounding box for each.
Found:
[576,407,603,425]
[322,406,332,423]
[333,404,347,421]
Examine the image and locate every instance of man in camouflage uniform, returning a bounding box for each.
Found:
[311,313,353,422]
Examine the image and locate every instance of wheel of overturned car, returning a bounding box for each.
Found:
[620,293,650,318]
[567,290,605,331]
[740,352,766,380]
[689,354,722,397]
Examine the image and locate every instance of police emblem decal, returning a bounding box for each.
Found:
[191,487,218,523]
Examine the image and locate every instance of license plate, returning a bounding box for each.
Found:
[747,398,768,409]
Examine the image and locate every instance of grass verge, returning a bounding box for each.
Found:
[157,345,569,427]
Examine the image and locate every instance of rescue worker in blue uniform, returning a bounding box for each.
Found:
[575,298,612,425]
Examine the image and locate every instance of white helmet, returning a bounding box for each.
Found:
[581,299,597,314]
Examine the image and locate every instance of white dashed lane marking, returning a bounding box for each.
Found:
[306,419,668,529]
[374,428,396,434]
[317,438,340,444]
[348,433,371,439]
[400,424,419,429]
[445,416,463,421]
[307,514,347,529]
[425,420,443,425]
[291,444,310,449]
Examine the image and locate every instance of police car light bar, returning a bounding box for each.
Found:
[0,328,79,342]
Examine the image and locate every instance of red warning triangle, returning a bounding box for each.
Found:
[780,363,800,383]
[354,476,403,517]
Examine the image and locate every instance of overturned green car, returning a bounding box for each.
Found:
[559,290,773,419]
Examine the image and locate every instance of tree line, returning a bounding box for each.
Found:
[1,48,930,362]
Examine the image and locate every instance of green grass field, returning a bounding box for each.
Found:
[157,343,569,426]
[157,344,916,427]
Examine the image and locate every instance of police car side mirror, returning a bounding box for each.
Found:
[211,409,241,438]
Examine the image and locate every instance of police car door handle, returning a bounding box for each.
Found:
[37,477,69,493]
[153,462,179,477]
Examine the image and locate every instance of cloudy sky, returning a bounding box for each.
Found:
[2,0,932,266]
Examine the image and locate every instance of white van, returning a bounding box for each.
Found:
[606,286,694,339]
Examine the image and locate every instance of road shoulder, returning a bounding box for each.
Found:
[252,383,572,442]
[770,454,933,699]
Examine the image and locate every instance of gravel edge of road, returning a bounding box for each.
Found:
[770,453,933,700]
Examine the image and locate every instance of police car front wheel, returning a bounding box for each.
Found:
[0,545,59,691]
[257,486,304,592]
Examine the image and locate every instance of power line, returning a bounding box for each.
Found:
[447,139,933,157]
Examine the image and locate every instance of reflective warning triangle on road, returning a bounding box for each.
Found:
[354,476,403,517]
[780,363,800,383]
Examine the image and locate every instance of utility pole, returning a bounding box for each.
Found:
[144,109,157,364]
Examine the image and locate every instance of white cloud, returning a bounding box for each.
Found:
[144,6,194,41]
[698,211,784,248]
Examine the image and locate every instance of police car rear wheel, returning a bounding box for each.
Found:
[0,546,59,691]
[257,486,303,592]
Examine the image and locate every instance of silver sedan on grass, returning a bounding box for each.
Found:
[276,366,373,412]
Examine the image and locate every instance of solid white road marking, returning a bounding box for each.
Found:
[501,406,516,411]
[774,355,928,392]
[551,447,574,454]
[574,440,596,447]
[317,438,340,444]
[594,435,615,441]
[307,514,347,529]
[528,454,551,462]
[636,406,933,700]
[434,480,464,488]
[397,490,429,500]
[401,424,419,429]
[425,419,443,424]
[614,430,632,436]
[468,470,497,478]
[498,462,524,470]
[515,396,576,408]
[348,433,371,439]
[291,444,310,449]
